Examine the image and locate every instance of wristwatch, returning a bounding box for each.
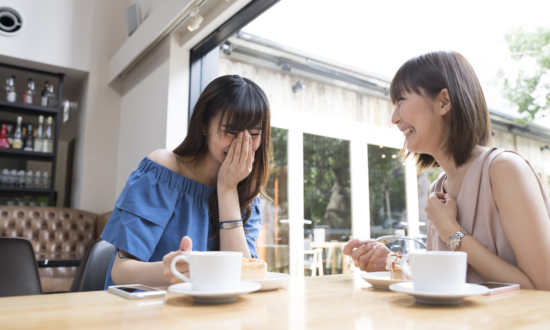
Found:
[447,228,468,251]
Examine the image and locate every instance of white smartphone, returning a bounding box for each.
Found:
[478,282,520,295]
[108,284,167,300]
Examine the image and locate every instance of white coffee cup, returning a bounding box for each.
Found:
[400,251,467,293]
[171,251,243,292]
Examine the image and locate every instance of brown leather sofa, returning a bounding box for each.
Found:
[0,206,112,293]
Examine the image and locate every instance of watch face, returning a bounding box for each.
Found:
[449,239,459,250]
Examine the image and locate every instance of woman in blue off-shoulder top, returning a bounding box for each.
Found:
[101,75,272,288]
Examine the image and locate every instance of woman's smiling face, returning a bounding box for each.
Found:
[205,112,262,166]
[391,90,448,155]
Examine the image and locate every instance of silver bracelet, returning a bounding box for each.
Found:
[219,220,243,229]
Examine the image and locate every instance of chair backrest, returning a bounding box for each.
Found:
[0,237,42,297]
[388,236,427,253]
[304,238,312,251]
[70,239,115,292]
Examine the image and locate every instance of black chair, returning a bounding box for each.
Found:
[70,239,116,292]
[0,237,42,297]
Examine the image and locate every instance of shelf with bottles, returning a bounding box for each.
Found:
[3,74,59,107]
[0,114,55,156]
[0,195,51,207]
[0,168,51,190]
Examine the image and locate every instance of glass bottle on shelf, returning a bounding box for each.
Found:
[34,171,41,187]
[1,168,9,186]
[25,170,34,188]
[42,171,49,189]
[41,81,50,107]
[21,126,27,147]
[0,124,10,149]
[6,125,13,146]
[12,116,23,149]
[33,116,44,152]
[42,116,53,153]
[5,75,16,103]
[47,84,57,108]
[23,78,35,105]
[24,121,33,151]
[16,170,25,187]
[9,169,16,186]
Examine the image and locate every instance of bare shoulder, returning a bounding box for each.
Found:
[489,151,539,192]
[147,149,181,173]
[489,152,532,180]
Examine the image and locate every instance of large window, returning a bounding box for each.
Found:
[368,145,407,238]
[304,133,351,274]
[258,127,289,273]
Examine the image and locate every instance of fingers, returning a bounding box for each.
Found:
[180,236,192,251]
[350,243,375,265]
[232,132,243,165]
[343,239,360,255]
[226,138,237,164]
[246,147,254,172]
[358,246,376,270]
[239,130,250,167]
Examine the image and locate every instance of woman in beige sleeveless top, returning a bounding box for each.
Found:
[344,51,550,290]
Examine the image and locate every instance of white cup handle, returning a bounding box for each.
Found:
[400,254,412,278]
[171,255,191,283]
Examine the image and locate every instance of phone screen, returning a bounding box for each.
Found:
[478,282,514,289]
[117,286,158,293]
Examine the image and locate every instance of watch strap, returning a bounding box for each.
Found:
[447,228,468,251]
[219,220,243,229]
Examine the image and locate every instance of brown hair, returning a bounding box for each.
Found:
[173,75,271,240]
[389,51,491,170]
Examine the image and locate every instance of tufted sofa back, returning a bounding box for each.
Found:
[0,207,98,259]
[0,206,112,293]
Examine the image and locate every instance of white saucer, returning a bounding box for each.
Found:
[360,271,411,290]
[389,282,489,305]
[168,281,261,304]
[243,272,290,291]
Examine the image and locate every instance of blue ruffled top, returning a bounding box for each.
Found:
[101,157,262,289]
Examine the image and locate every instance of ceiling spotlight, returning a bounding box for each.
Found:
[292,80,305,93]
[187,7,203,32]
[221,41,231,55]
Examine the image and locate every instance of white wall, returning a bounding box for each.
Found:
[116,36,171,195]
[0,0,128,213]
[0,0,93,72]
[71,1,127,213]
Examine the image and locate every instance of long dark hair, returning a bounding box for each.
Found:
[389,50,491,170]
[173,75,271,239]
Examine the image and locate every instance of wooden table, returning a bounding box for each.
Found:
[1,274,548,329]
[311,241,350,274]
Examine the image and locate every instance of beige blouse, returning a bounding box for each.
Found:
[426,147,550,283]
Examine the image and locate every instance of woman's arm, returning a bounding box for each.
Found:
[487,153,550,290]
[427,153,550,290]
[111,237,194,286]
[217,131,255,258]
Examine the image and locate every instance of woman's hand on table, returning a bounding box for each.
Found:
[162,236,193,284]
[218,130,254,190]
[343,240,391,272]
[425,192,462,242]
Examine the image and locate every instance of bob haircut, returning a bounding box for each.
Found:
[173,75,271,240]
[389,50,492,170]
